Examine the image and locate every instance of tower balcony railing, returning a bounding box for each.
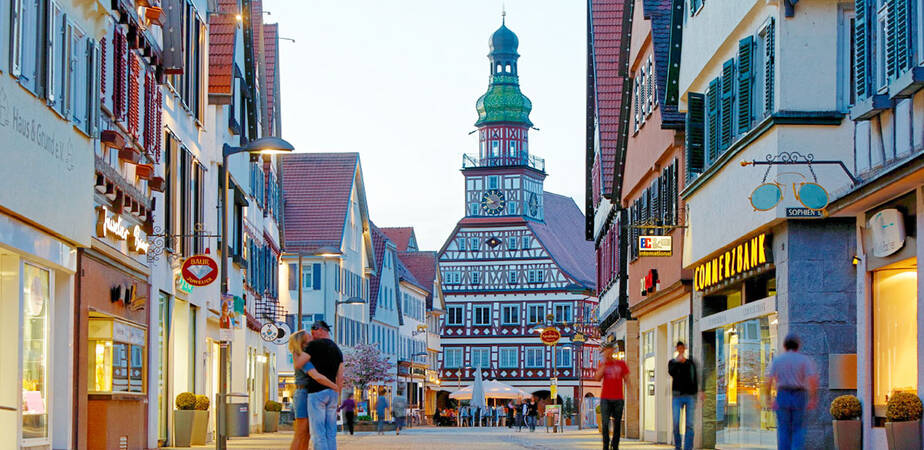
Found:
[462,152,545,172]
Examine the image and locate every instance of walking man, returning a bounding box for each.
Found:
[517,400,527,432]
[338,393,356,435]
[526,398,538,432]
[668,341,698,450]
[595,340,631,450]
[392,390,408,435]
[375,389,389,435]
[764,334,818,450]
[306,320,344,450]
[506,400,515,428]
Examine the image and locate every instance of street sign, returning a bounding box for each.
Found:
[540,328,561,345]
[639,236,672,256]
[273,322,291,345]
[181,254,218,287]
[260,323,279,342]
[786,207,824,218]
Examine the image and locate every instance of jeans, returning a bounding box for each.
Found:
[293,388,309,419]
[377,414,385,432]
[307,389,339,450]
[776,389,808,450]
[344,411,355,435]
[600,399,625,450]
[671,395,695,450]
[527,415,536,431]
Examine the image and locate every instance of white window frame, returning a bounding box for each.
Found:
[839,7,857,110]
[471,347,491,369]
[501,304,519,324]
[527,304,545,324]
[499,347,518,368]
[876,0,888,91]
[507,270,518,285]
[458,238,466,251]
[488,176,499,189]
[507,237,518,250]
[470,237,480,250]
[522,236,531,249]
[473,305,491,325]
[525,347,544,368]
[554,303,573,323]
[471,271,481,285]
[646,55,655,116]
[444,348,462,368]
[556,347,572,368]
[446,305,464,326]
[755,19,774,120]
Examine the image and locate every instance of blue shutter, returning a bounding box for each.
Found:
[855,0,870,99]
[312,263,321,290]
[685,93,706,179]
[288,263,297,290]
[764,19,775,114]
[892,0,910,75]
[705,79,720,164]
[720,59,736,151]
[737,37,754,134]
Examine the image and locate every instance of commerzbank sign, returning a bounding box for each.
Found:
[693,233,772,292]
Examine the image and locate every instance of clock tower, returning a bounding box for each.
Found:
[463,17,546,221]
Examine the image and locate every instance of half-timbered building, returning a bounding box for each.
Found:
[439,18,601,406]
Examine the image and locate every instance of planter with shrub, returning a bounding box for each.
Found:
[830,395,861,450]
[264,401,282,432]
[191,395,210,445]
[174,392,197,447]
[886,392,923,450]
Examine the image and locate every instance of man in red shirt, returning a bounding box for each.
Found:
[595,339,631,450]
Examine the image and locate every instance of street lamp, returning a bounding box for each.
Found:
[218,137,294,450]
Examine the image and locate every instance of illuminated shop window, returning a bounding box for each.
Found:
[88,316,146,394]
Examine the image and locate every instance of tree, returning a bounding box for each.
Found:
[342,343,395,395]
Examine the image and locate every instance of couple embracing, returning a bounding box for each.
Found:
[288,320,344,450]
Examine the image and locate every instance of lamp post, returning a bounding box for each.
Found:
[218,137,293,450]
[571,331,586,430]
[412,350,429,422]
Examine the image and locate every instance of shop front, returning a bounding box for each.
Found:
[692,223,857,449]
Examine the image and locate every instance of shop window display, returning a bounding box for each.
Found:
[715,315,778,448]
[88,317,146,394]
[872,258,918,419]
[22,263,49,440]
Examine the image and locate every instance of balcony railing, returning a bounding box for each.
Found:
[462,152,545,172]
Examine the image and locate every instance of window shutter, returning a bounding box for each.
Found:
[88,39,100,137]
[685,92,706,179]
[155,90,163,162]
[312,263,321,290]
[288,263,297,290]
[705,80,720,164]
[100,36,106,97]
[855,1,869,99]
[113,27,127,121]
[737,36,754,134]
[764,19,775,114]
[162,0,184,73]
[720,59,735,151]
[891,0,910,75]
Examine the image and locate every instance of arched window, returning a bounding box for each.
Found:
[505,64,511,73]
[496,64,502,73]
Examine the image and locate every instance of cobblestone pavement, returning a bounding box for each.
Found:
[180,426,674,449]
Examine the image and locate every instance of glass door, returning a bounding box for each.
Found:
[0,253,20,442]
[21,262,50,444]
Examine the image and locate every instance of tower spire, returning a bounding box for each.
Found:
[502,4,506,24]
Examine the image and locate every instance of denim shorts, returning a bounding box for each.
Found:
[293,388,309,419]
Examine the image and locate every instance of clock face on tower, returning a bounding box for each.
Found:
[481,189,506,216]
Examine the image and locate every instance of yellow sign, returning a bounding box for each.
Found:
[693,233,771,292]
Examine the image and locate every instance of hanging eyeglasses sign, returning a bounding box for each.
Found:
[741,152,860,218]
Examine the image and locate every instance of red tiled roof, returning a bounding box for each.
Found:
[208,0,238,95]
[398,251,438,308]
[263,23,279,130]
[590,0,632,198]
[528,192,597,290]
[381,227,415,252]
[281,153,359,254]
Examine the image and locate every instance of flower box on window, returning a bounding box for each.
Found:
[118,147,142,164]
[135,164,154,180]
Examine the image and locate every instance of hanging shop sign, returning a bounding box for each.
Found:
[260,323,279,342]
[693,233,772,292]
[96,206,150,254]
[540,328,561,345]
[868,208,906,257]
[175,274,194,295]
[273,322,291,346]
[181,254,218,287]
[639,236,672,256]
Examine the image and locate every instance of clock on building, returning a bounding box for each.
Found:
[528,193,539,217]
[481,189,506,215]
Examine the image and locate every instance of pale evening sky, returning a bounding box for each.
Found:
[263,0,586,251]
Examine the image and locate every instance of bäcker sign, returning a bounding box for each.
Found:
[693,233,772,292]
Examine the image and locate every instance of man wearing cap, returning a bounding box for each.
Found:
[306,320,344,450]
[594,338,631,450]
[764,333,818,450]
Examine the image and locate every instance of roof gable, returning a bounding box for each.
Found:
[281,153,359,254]
[381,227,418,252]
[208,0,238,95]
[398,251,438,308]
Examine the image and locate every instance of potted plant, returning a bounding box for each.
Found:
[191,395,210,445]
[264,400,282,432]
[886,392,923,450]
[830,395,862,450]
[173,392,197,447]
